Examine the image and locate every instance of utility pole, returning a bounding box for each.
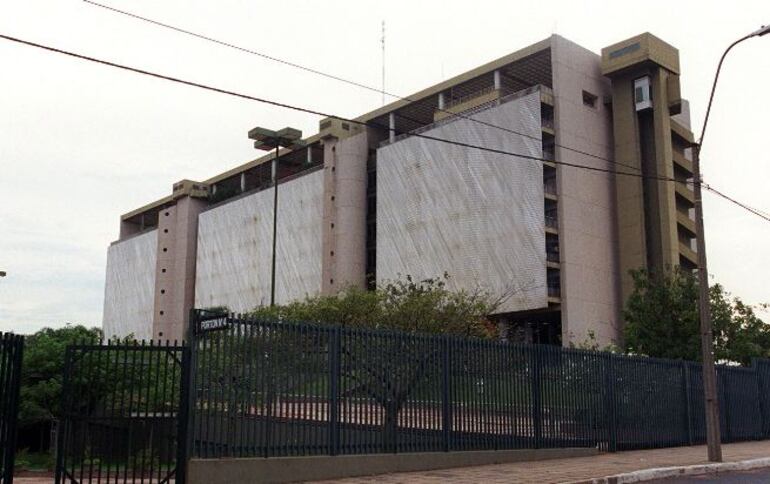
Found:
[692,143,721,462]
[693,23,769,463]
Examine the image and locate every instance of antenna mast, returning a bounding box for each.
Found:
[381,20,385,105]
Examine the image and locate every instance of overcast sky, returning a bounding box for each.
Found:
[1,0,768,334]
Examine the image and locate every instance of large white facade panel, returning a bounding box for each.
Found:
[195,169,323,312]
[376,92,547,313]
[102,230,157,340]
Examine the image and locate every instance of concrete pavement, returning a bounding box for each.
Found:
[13,441,770,483]
[312,441,770,483]
[648,467,770,482]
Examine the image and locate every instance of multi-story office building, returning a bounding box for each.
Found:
[102,32,698,347]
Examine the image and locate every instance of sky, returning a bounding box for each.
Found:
[1,0,769,334]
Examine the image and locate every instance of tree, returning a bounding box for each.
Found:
[623,267,770,365]
[18,325,102,451]
[711,284,770,366]
[248,274,502,451]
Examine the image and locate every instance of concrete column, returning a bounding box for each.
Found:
[438,92,445,110]
[493,70,501,91]
[321,132,368,295]
[388,112,396,143]
[152,195,207,341]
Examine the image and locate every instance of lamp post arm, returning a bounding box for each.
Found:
[699,33,757,148]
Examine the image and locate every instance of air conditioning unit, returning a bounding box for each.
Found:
[634,76,652,111]
[318,117,361,141]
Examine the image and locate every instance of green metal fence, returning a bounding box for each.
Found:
[189,310,770,458]
[0,333,24,484]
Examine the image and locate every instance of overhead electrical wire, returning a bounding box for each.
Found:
[1,32,767,223]
[81,0,643,174]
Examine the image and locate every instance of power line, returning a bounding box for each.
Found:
[2,32,767,223]
[81,0,643,174]
[0,33,668,181]
[702,184,770,222]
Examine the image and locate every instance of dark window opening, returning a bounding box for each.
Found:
[582,90,598,108]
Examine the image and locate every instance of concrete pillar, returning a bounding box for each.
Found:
[438,92,445,110]
[388,112,396,143]
[494,70,501,91]
[152,195,207,341]
[321,132,368,295]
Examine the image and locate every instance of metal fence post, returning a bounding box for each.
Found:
[442,336,451,452]
[682,360,694,446]
[54,346,73,484]
[530,347,542,449]
[328,326,341,456]
[176,344,193,484]
[1,335,23,484]
[602,353,617,452]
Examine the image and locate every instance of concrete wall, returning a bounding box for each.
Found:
[194,169,324,313]
[321,131,368,293]
[376,91,546,313]
[550,35,620,346]
[189,448,598,484]
[102,229,157,340]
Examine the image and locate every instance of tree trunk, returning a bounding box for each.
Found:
[382,400,400,453]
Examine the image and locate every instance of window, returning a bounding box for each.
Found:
[634,76,652,111]
[582,90,598,109]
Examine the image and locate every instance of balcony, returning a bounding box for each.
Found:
[545,215,558,232]
[547,252,560,264]
[675,180,695,204]
[544,178,557,197]
[673,150,693,173]
[677,211,697,237]
[548,284,561,298]
[679,241,698,266]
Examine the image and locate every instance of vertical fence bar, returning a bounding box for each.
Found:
[682,361,693,446]
[176,344,192,484]
[54,346,73,484]
[441,336,451,452]
[602,352,617,452]
[328,326,340,456]
[530,346,542,449]
[0,335,22,484]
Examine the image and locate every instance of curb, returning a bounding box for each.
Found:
[563,457,770,483]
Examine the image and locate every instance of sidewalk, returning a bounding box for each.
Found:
[312,441,770,484]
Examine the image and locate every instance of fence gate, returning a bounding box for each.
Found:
[0,333,24,484]
[55,342,190,484]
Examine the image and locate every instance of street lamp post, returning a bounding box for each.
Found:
[247,126,305,307]
[693,24,769,463]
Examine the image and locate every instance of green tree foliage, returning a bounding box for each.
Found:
[245,274,502,450]
[251,274,498,337]
[19,325,102,428]
[623,267,770,365]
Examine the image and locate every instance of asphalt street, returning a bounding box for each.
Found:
[650,468,770,482]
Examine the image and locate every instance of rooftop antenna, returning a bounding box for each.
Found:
[381,20,385,105]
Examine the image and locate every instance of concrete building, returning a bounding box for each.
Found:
[102,32,697,347]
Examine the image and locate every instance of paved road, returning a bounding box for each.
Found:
[650,468,770,483]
